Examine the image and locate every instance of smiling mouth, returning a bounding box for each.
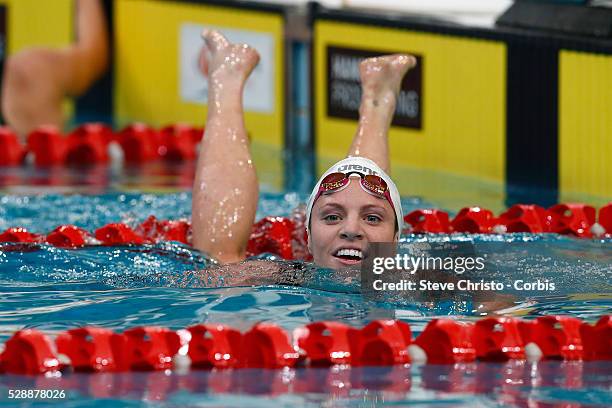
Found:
[333,248,364,264]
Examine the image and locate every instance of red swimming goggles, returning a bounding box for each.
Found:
[313,171,395,210]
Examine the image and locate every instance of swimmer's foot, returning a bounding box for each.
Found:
[200,30,260,86]
[359,54,417,102]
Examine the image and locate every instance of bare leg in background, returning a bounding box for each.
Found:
[2,0,109,139]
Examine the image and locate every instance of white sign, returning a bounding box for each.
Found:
[180,24,275,113]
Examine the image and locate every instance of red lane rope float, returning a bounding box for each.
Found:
[0,202,611,260]
[246,216,295,260]
[116,123,161,163]
[0,316,609,375]
[472,317,525,361]
[404,202,612,238]
[0,330,64,375]
[404,209,450,234]
[56,327,116,372]
[518,315,584,361]
[46,225,90,248]
[599,203,612,233]
[112,327,182,371]
[0,123,205,167]
[548,204,596,238]
[137,215,191,245]
[242,323,300,368]
[158,124,203,162]
[412,319,476,364]
[95,223,146,246]
[351,320,412,366]
[581,315,612,361]
[0,127,25,166]
[185,324,242,369]
[0,215,301,259]
[451,207,496,234]
[295,321,354,366]
[0,227,42,243]
[497,204,550,233]
[27,125,66,166]
[65,123,113,166]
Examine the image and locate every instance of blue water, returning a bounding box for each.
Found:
[0,168,611,407]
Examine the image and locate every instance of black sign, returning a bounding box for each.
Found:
[326,46,423,129]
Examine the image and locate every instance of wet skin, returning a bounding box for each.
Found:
[308,177,397,270]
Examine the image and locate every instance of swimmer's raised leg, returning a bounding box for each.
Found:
[192,30,260,264]
[347,55,417,173]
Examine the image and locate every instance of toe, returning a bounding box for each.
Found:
[395,54,417,69]
[201,30,229,54]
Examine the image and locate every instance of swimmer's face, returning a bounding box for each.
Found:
[309,178,396,270]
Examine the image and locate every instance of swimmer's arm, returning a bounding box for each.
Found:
[194,260,309,287]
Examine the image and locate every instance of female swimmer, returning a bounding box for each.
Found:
[191,30,415,280]
[189,31,517,315]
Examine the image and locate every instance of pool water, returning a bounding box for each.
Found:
[0,163,610,407]
[1,362,610,407]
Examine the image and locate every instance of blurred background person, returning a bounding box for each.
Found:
[1,0,110,140]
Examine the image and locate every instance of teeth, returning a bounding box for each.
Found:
[336,248,363,259]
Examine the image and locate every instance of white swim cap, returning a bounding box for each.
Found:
[305,157,403,240]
